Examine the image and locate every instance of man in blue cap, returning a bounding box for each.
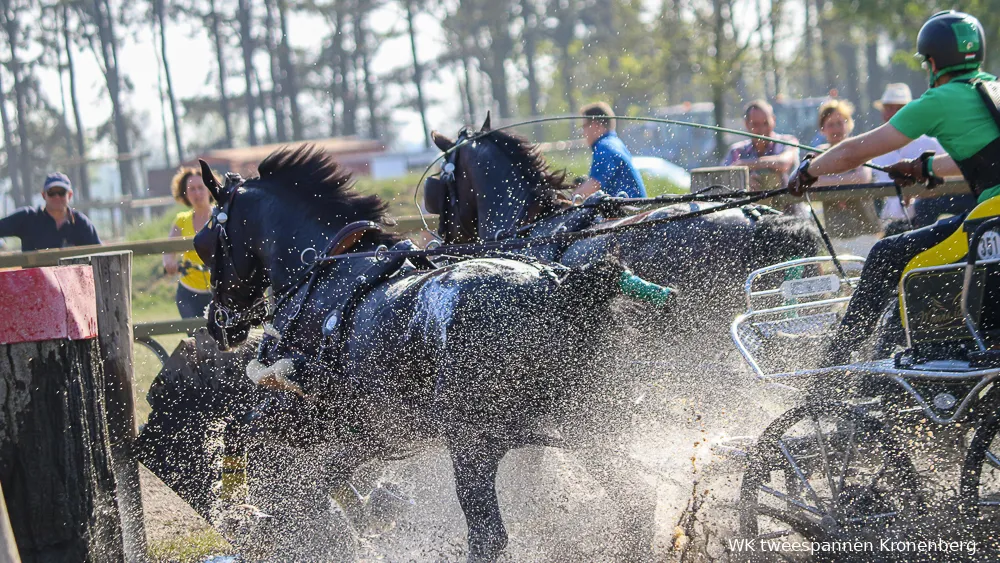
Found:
[0,172,101,251]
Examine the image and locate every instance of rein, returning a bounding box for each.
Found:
[414,114,898,236]
[314,186,792,265]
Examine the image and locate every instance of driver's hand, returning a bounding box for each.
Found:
[164,260,179,275]
[787,154,818,197]
[885,158,924,188]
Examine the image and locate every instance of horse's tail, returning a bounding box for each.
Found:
[553,257,676,313]
[551,257,629,313]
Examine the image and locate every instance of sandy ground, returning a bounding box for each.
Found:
[139,340,794,562]
[141,466,217,545]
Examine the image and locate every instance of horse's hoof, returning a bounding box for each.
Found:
[467,534,508,563]
[356,482,414,537]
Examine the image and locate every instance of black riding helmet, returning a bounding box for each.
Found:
[916,10,986,87]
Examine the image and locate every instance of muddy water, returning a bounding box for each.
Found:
[346,342,798,562]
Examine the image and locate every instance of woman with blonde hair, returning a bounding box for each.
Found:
[163,167,215,318]
[814,99,880,238]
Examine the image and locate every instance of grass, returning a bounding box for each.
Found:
[147,529,231,563]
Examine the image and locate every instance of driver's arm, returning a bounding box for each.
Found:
[807,123,913,177]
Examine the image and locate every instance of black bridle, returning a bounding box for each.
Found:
[424,128,478,242]
[194,172,271,347]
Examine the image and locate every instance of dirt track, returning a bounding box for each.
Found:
[140,340,798,562]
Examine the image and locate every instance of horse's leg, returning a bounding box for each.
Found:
[448,434,510,563]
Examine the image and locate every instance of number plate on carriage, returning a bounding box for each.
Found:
[978,230,1000,260]
[780,274,841,300]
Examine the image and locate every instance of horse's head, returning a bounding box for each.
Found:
[194,147,397,350]
[426,114,569,244]
[194,160,270,350]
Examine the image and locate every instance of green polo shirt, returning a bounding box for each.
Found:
[890,70,1000,203]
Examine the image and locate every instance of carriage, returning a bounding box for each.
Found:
[726,200,1000,559]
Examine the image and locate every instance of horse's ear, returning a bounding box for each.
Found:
[432,131,454,152]
[199,159,225,203]
[480,111,492,132]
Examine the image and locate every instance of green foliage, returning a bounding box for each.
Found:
[147,529,231,563]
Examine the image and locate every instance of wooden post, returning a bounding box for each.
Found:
[61,252,147,561]
[0,484,21,563]
[0,266,124,562]
[690,166,750,193]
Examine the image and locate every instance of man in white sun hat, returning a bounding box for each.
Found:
[871,83,972,230]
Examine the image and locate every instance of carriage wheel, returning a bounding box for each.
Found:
[135,336,171,366]
[959,389,1000,531]
[738,400,924,561]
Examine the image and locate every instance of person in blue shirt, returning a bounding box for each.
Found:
[573,102,647,199]
[0,172,101,251]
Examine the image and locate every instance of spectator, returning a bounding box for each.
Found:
[869,83,970,229]
[723,99,800,191]
[573,102,647,199]
[0,172,101,251]
[814,99,880,238]
[163,167,214,319]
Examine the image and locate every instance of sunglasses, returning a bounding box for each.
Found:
[46,189,68,197]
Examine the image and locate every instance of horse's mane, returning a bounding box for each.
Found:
[253,144,391,225]
[481,129,571,209]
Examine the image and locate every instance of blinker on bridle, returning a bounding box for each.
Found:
[199,170,272,338]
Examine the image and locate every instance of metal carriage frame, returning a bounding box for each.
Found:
[726,217,1000,558]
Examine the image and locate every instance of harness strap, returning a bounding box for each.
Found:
[317,186,794,265]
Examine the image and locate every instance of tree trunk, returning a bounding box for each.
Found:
[354,3,378,139]
[559,41,575,113]
[62,5,92,200]
[404,0,429,148]
[237,0,259,146]
[54,27,80,182]
[336,8,356,136]
[276,0,302,140]
[0,51,23,207]
[803,0,815,96]
[521,0,541,117]
[209,0,234,148]
[252,67,274,143]
[865,34,882,130]
[836,40,860,110]
[770,0,782,98]
[485,62,511,119]
[152,16,173,167]
[712,0,726,159]
[815,0,835,94]
[461,43,478,122]
[92,0,139,197]
[264,0,287,142]
[154,0,184,161]
[327,6,345,137]
[3,8,32,203]
[1,339,124,562]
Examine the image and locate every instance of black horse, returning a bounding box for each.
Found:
[193,145,659,562]
[428,117,825,327]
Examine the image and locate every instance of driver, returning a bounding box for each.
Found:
[786,10,1000,364]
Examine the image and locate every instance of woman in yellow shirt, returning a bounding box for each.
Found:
[163,167,214,318]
